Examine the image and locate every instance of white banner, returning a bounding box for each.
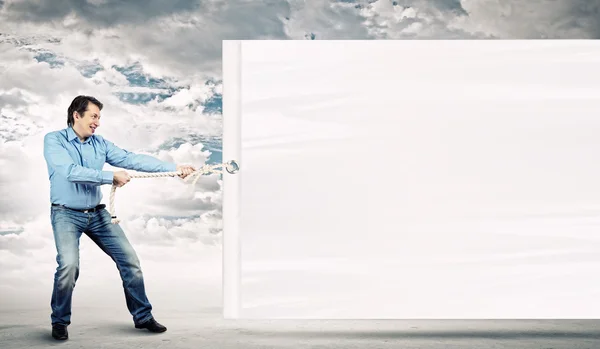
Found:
[223,40,600,319]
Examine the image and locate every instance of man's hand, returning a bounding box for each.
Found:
[113,171,131,187]
[177,165,196,179]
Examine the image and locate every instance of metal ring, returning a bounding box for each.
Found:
[225,160,239,174]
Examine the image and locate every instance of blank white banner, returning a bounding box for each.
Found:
[222,40,600,319]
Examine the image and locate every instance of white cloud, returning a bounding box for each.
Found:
[0,191,223,310]
[456,0,600,39]
[160,83,214,109]
[0,1,291,79]
[0,139,50,222]
[283,0,372,39]
[1,0,204,27]
[282,0,600,40]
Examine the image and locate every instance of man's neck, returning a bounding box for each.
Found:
[72,127,88,143]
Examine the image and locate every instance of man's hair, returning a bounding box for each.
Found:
[67,95,103,127]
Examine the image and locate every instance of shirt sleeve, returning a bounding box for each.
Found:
[103,138,177,173]
[43,133,114,185]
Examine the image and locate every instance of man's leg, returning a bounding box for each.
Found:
[50,207,84,327]
[86,208,154,325]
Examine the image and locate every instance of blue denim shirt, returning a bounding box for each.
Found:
[43,126,176,209]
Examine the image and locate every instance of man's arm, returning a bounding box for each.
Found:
[43,133,114,186]
[104,138,177,173]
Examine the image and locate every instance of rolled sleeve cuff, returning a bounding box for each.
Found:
[165,163,177,172]
[102,171,114,185]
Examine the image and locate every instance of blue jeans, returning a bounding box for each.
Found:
[50,205,154,326]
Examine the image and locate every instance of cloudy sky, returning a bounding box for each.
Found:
[1,0,600,315]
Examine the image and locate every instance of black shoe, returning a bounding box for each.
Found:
[135,317,167,333]
[52,324,68,340]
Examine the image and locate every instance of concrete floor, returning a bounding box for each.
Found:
[1,308,600,348]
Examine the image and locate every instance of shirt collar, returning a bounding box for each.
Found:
[66,126,78,142]
[67,126,92,144]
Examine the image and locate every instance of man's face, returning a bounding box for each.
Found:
[74,102,101,138]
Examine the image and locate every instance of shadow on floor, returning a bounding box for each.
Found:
[237,329,600,340]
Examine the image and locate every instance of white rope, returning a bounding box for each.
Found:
[109,160,239,224]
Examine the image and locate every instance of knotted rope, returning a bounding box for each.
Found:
[109,160,239,224]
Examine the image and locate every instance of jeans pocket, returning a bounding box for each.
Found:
[51,205,66,212]
[51,206,68,225]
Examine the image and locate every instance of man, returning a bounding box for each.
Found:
[43,95,196,340]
